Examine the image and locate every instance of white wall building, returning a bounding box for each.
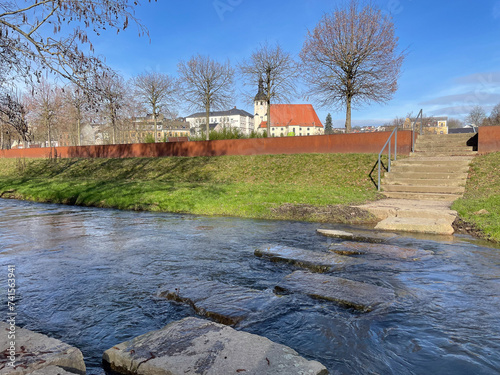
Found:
[185,107,254,135]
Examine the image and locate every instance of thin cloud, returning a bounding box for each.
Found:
[494,2,500,19]
[421,92,500,106]
[429,105,495,117]
[454,71,500,85]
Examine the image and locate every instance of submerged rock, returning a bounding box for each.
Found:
[316,229,398,243]
[157,278,279,326]
[103,317,328,375]
[255,244,362,272]
[330,241,433,260]
[275,270,395,312]
[0,323,86,375]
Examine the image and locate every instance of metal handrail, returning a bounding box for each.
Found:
[377,126,398,191]
[412,109,423,152]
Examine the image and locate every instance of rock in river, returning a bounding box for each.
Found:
[316,229,398,243]
[0,322,86,375]
[330,241,433,260]
[275,270,395,312]
[103,317,328,375]
[157,278,280,326]
[255,244,363,272]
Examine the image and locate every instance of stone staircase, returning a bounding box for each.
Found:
[359,134,477,235]
[381,134,476,201]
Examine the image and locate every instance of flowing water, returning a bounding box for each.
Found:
[0,199,499,375]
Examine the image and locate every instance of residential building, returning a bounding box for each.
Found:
[185,107,254,135]
[403,116,448,134]
[128,114,190,143]
[253,80,324,136]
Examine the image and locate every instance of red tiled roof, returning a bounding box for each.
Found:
[258,104,323,128]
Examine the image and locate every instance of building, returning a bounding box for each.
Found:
[128,114,190,143]
[185,108,254,135]
[403,116,448,134]
[254,79,324,136]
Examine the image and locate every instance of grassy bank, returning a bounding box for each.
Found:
[0,154,384,223]
[452,152,500,243]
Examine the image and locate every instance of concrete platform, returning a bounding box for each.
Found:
[316,228,398,243]
[103,317,328,375]
[275,271,395,312]
[356,199,457,235]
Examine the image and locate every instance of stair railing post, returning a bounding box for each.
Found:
[395,126,397,161]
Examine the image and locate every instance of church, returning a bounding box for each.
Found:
[254,79,324,137]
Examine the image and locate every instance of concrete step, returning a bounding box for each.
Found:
[411,151,478,157]
[414,146,474,153]
[375,217,454,235]
[382,184,465,194]
[417,134,474,141]
[392,159,471,167]
[385,172,468,180]
[382,177,465,187]
[390,165,470,173]
[382,191,462,201]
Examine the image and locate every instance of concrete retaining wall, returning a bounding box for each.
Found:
[0,131,414,159]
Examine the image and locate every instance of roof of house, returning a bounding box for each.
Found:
[186,108,253,119]
[258,104,323,128]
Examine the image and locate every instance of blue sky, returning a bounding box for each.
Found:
[93,0,500,127]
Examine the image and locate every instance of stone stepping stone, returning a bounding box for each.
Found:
[103,317,328,375]
[255,244,362,272]
[157,278,278,326]
[331,241,433,260]
[275,270,395,312]
[316,228,398,243]
[0,322,86,375]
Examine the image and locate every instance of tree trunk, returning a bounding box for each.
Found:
[154,113,158,143]
[0,123,3,149]
[112,117,116,144]
[205,105,210,141]
[47,118,51,148]
[345,97,352,133]
[266,100,271,137]
[77,117,81,146]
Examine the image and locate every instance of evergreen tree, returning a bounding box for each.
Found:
[325,113,333,134]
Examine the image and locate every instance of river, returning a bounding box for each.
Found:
[0,199,499,374]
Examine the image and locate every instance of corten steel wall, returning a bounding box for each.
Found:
[478,126,500,154]
[0,131,414,159]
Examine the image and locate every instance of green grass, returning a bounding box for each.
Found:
[0,154,384,222]
[452,152,500,243]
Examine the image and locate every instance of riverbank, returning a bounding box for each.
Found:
[452,151,500,243]
[0,152,498,242]
[0,154,382,224]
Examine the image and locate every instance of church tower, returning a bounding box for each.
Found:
[254,77,267,131]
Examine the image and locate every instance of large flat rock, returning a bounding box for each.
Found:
[275,271,395,312]
[0,323,86,375]
[157,278,279,326]
[316,229,398,243]
[330,241,433,260]
[255,245,362,272]
[103,317,328,375]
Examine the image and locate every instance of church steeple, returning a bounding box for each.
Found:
[253,76,268,131]
[254,76,266,102]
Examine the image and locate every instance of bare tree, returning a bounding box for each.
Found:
[0,1,155,91]
[178,55,234,141]
[465,105,486,127]
[483,103,500,126]
[447,118,463,129]
[133,71,179,142]
[239,43,299,135]
[24,79,63,147]
[97,72,128,144]
[0,92,29,148]
[300,0,405,133]
[63,84,91,146]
